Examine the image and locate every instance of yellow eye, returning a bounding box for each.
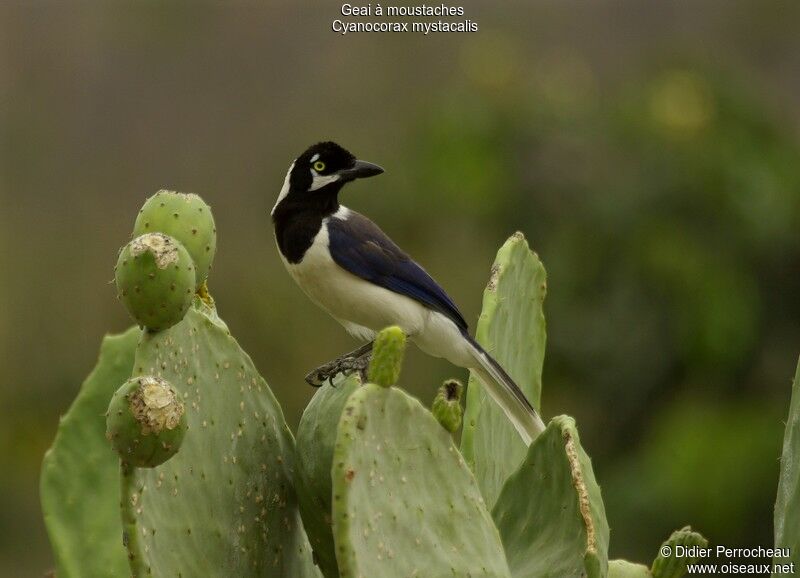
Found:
[313,161,326,172]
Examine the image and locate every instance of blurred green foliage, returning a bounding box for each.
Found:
[2,1,800,575]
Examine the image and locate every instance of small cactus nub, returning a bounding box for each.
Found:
[367,326,406,387]
[432,379,464,433]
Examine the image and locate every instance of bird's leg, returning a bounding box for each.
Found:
[305,341,374,387]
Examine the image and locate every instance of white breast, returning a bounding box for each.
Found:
[278,215,424,338]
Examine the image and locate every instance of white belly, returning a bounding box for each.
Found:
[278,219,473,368]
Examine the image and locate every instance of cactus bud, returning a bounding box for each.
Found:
[651,526,708,578]
[133,190,217,285]
[367,326,406,387]
[115,233,196,331]
[106,376,187,468]
[432,379,464,433]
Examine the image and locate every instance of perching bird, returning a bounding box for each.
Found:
[271,141,545,444]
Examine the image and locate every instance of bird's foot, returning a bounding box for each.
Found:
[305,353,372,387]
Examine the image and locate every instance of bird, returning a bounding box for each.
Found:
[270,141,545,444]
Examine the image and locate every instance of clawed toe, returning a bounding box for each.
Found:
[305,354,372,388]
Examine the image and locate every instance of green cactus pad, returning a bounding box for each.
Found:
[121,301,318,577]
[492,415,609,578]
[609,560,653,577]
[432,378,464,433]
[133,190,217,284]
[650,526,708,578]
[367,325,406,387]
[775,357,800,570]
[106,376,187,468]
[462,232,547,507]
[115,233,196,331]
[41,326,140,578]
[295,377,360,578]
[332,383,511,578]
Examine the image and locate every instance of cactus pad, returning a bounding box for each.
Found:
[492,415,609,578]
[106,376,187,468]
[295,377,360,578]
[120,301,318,576]
[41,326,140,578]
[774,357,800,570]
[332,383,511,578]
[133,190,217,284]
[367,325,406,387]
[462,232,548,507]
[115,233,196,330]
[432,378,464,433]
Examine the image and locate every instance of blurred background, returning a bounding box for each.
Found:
[2,1,800,575]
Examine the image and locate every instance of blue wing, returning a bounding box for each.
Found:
[327,211,468,331]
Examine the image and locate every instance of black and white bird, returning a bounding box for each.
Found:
[271,141,545,444]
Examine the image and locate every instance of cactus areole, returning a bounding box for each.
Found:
[106,376,187,468]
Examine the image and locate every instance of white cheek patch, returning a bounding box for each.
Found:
[309,171,341,191]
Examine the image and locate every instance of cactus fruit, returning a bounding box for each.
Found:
[774,357,800,570]
[650,526,707,578]
[295,377,361,578]
[332,383,512,578]
[367,325,406,386]
[115,233,196,331]
[492,415,610,578]
[120,300,318,577]
[105,376,187,468]
[41,326,140,578]
[432,378,464,433]
[133,190,217,284]
[462,232,548,508]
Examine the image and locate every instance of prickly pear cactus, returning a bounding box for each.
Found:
[492,415,610,578]
[774,357,800,570]
[295,376,360,578]
[330,328,511,578]
[462,232,548,507]
[41,326,140,578]
[120,300,318,577]
[44,201,732,578]
[133,190,217,285]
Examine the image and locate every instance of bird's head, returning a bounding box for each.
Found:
[272,141,384,216]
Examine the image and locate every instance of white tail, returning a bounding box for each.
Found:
[466,336,546,445]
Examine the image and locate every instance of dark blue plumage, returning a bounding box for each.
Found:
[327,211,468,332]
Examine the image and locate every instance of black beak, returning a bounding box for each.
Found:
[338,160,384,182]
